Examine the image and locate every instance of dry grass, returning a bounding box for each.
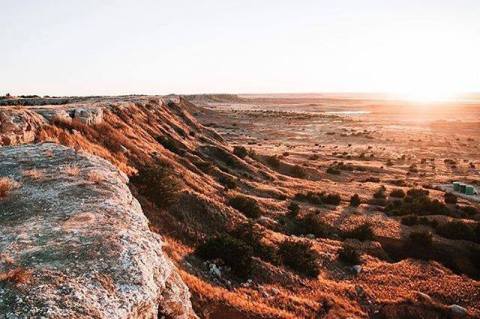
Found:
[86,170,104,184]
[64,165,80,176]
[0,177,19,198]
[0,268,32,285]
[22,169,44,180]
[180,270,295,319]
[96,273,116,293]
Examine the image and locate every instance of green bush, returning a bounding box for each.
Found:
[322,193,341,205]
[294,191,341,206]
[287,201,300,218]
[229,195,262,218]
[196,235,253,278]
[350,194,361,207]
[155,136,185,155]
[373,186,387,199]
[338,245,361,265]
[384,188,450,216]
[278,240,319,277]
[390,189,406,198]
[401,215,418,226]
[444,192,457,204]
[130,162,181,208]
[436,221,476,242]
[343,224,374,241]
[219,175,237,190]
[290,165,307,178]
[461,206,479,216]
[408,230,433,247]
[192,158,213,174]
[326,166,341,175]
[293,214,335,238]
[210,146,239,168]
[266,155,281,169]
[233,146,248,159]
[406,188,429,199]
[230,222,280,265]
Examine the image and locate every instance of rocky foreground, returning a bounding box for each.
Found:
[0,143,196,318]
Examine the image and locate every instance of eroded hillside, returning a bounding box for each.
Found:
[0,96,479,318]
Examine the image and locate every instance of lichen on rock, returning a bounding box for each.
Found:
[0,143,196,318]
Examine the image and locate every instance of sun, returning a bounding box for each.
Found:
[401,90,458,103]
[390,87,460,104]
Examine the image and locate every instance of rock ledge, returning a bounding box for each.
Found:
[0,143,195,318]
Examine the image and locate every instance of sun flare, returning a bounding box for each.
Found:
[391,87,460,104]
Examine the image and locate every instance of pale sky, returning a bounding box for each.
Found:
[1,0,480,97]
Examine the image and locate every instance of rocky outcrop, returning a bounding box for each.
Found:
[0,110,46,146]
[0,143,196,318]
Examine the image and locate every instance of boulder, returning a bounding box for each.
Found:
[0,143,196,318]
[0,110,45,146]
[73,107,103,125]
[448,304,468,317]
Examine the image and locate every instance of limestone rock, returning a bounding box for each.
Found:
[449,304,468,317]
[73,107,103,125]
[352,265,362,274]
[0,110,45,146]
[0,143,196,318]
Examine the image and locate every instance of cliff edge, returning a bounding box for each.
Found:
[0,143,196,318]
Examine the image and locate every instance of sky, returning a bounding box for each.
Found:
[1,0,480,97]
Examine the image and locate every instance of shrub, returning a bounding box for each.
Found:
[290,165,307,178]
[326,166,341,175]
[406,188,429,199]
[294,191,341,206]
[363,177,380,183]
[444,192,457,204]
[230,222,279,265]
[322,193,341,205]
[401,215,418,226]
[408,230,433,247]
[293,214,335,238]
[233,146,248,159]
[343,224,374,241]
[155,136,185,155]
[130,162,181,209]
[436,221,476,242]
[219,175,237,190]
[338,245,361,265]
[461,206,479,216]
[287,201,300,218]
[409,164,418,173]
[385,188,450,216]
[209,146,239,168]
[278,240,319,277]
[390,189,406,198]
[196,234,253,278]
[350,194,361,207]
[193,158,213,174]
[266,155,281,169]
[373,186,387,199]
[401,215,438,228]
[229,195,262,218]
[418,217,438,228]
